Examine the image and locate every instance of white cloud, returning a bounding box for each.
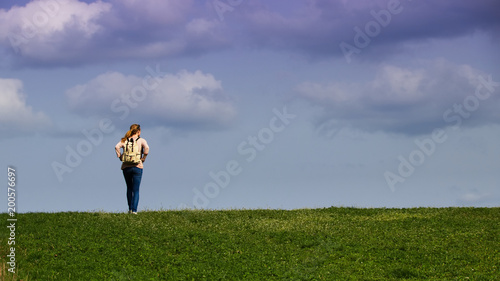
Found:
[456,188,495,206]
[368,65,427,106]
[186,18,219,35]
[65,70,237,129]
[0,0,112,58]
[148,70,235,124]
[460,192,485,203]
[0,78,51,132]
[66,71,138,114]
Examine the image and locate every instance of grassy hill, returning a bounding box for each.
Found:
[1,207,499,280]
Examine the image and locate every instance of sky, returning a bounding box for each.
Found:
[1,0,499,213]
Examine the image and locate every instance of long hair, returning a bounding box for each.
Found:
[121,124,141,143]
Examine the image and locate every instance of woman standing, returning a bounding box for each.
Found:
[115,124,149,214]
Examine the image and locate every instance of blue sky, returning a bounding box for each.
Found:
[1,0,499,212]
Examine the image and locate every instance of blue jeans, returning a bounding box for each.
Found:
[122,167,143,212]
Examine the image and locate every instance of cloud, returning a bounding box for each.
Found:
[0,0,227,66]
[231,0,500,59]
[65,69,237,130]
[1,0,498,66]
[0,0,112,64]
[296,59,500,135]
[455,187,498,206]
[0,78,52,133]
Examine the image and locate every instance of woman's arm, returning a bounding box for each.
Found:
[115,142,123,159]
[141,139,149,162]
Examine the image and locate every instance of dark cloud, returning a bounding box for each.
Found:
[234,0,500,60]
[296,60,500,135]
[1,0,498,67]
[0,0,229,67]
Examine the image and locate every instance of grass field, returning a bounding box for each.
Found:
[1,207,499,280]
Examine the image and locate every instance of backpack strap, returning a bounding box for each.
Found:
[127,137,135,152]
[125,137,140,153]
[135,137,140,153]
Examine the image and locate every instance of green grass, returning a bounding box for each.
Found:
[1,207,499,280]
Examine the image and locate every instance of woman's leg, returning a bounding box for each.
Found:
[130,167,143,212]
[123,168,134,211]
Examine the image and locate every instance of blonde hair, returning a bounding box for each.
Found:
[121,124,141,143]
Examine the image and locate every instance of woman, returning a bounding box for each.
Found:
[115,124,149,214]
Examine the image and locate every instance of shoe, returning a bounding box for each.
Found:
[132,212,138,215]
[128,210,132,214]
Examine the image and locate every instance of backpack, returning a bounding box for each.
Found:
[122,137,142,164]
